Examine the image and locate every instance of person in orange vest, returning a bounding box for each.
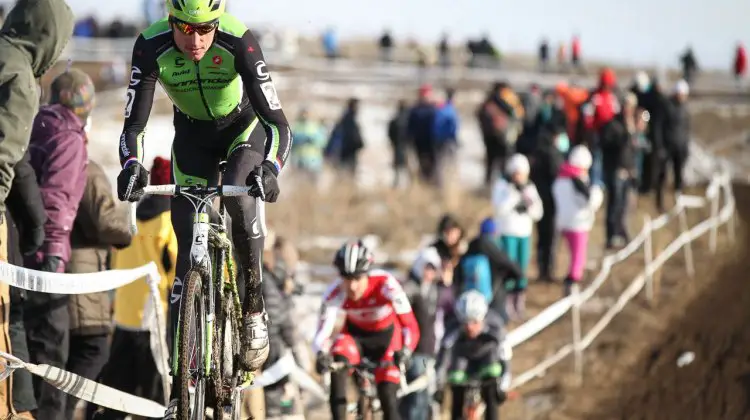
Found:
[554,81,589,144]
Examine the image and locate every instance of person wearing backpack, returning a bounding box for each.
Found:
[491,154,543,320]
[455,218,522,324]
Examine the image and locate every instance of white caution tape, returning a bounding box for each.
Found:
[0,351,166,418]
[0,260,159,294]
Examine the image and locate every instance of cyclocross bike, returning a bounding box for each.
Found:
[131,181,267,420]
[326,358,408,420]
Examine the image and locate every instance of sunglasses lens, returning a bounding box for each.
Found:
[172,19,216,35]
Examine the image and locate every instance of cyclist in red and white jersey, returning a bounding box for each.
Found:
[313,240,420,420]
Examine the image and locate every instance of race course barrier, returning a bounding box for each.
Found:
[507,169,735,389]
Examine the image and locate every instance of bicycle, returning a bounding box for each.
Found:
[452,377,501,420]
[326,358,407,420]
[130,183,266,420]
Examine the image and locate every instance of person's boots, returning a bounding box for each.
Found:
[563,276,575,297]
[241,312,270,372]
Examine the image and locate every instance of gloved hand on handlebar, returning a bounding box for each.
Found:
[393,347,412,368]
[495,378,508,404]
[117,161,149,202]
[247,161,280,203]
[314,351,333,375]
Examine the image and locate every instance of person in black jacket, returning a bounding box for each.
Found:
[638,77,670,196]
[455,219,522,322]
[400,247,442,420]
[530,127,564,281]
[388,99,411,188]
[6,150,46,418]
[329,98,364,175]
[658,80,691,212]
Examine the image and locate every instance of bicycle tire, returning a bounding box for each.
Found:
[211,291,238,415]
[178,269,208,420]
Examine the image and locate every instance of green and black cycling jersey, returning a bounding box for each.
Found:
[118,14,291,173]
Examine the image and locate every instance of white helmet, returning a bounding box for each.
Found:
[568,145,592,170]
[505,153,530,176]
[455,290,489,323]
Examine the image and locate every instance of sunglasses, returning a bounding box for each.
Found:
[170,17,218,35]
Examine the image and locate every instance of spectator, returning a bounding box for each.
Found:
[571,34,582,70]
[0,5,5,27]
[531,126,565,282]
[431,214,464,331]
[326,98,363,176]
[582,67,621,187]
[257,232,304,419]
[734,42,747,82]
[455,218,522,322]
[408,85,438,183]
[387,99,411,188]
[632,107,651,185]
[557,41,567,70]
[630,71,651,107]
[0,1,73,414]
[6,150,46,419]
[477,82,517,186]
[555,81,589,144]
[553,146,604,296]
[379,29,394,62]
[87,157,176,419]
[73,16,99,38]
[433,88,459,186]
[538,38,549,72]
[438,34,450,68]
[25,68,92,420]
[491,154,543,319]
[291,107,327,181]
[679,46,698,84]
[322,27,339,60]
[516,84,544,155]
[64,155,132,420]
[400,247,442,420]
[658,80,691,211]
[638,77,670,196]
[601,95,638,248]
[476,34,500,68]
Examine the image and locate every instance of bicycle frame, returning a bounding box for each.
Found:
[130,184,266,391]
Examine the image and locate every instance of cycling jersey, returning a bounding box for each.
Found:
[312,270,420,355]
[118,14,291,173]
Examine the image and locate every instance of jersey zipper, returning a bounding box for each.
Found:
[194,61,216,120]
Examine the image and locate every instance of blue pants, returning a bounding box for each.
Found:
[499,235,530,292]
[398,354,432,420]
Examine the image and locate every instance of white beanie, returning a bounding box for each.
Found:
[635,71,650,92]
[505,153,530,176]
[568,145,593,169]
[410,246,442,279]
[674,79,690,96]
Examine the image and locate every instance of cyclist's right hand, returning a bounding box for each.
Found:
[432,388,444,405]
[315,351,333,374]
[117,161,149,202]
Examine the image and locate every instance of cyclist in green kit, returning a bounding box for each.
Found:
[114,0,292,416]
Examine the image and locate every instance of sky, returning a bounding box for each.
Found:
[65,0,750,69]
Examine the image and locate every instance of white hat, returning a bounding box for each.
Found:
[505,153,530,176]
[410,246,442,279]
[568,145,592,169]
[675,79,690,96]
[635,71,650,92]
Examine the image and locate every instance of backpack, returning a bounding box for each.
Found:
[461,254,493,303]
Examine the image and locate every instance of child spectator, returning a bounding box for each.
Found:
[491,154,543,319]
[553,146,604,296]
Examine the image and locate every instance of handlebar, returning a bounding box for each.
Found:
[129,184,267,235]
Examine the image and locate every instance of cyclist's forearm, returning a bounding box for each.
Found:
[119,130,145,167]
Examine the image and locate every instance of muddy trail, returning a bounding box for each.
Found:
[528,184,750,420]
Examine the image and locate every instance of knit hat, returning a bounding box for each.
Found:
[150,157,171,186]
[568,145,593,169]
[49,68,95,120]
[505,153,530,176]
[479,218,496,235]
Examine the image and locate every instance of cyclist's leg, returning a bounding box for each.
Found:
[373,324,402,420]
[476,348,503,420]
[329,333,362,420]
[447,356,470,420]
[221,116,269,370]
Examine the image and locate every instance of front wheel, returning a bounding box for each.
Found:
[178,270,208,420]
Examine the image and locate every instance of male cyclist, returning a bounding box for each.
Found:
[313,240,420,420]
[114,0,292,415]
[433,290,511,420]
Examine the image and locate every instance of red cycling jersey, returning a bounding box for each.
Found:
[312,269,420,355]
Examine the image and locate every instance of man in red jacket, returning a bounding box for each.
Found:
[582,68,621,185]
[24,68,94,419]
[735,42,747,81]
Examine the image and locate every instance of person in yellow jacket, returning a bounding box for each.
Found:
[86,157,176,420]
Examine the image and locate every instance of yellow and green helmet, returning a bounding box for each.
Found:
[166,0,226,24]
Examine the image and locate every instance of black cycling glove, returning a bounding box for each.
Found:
[117,161,149,202]
[21,226,45,256]
[315,351,333,375]
[393,347,412,368]
[39,255,62,273]
[247,161,280,203]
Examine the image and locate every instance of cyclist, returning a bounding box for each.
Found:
[312,240,420,420]
[114,0,292,415]
[433,290,511,420]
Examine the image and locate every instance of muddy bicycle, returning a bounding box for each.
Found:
[131,183,266,420]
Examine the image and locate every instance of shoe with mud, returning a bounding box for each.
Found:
[162,398,178,420]
[240,311,270,371]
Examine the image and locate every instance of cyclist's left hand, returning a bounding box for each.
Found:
[393,347,412,368]
[495,379,508,404]
[247,161,280,202]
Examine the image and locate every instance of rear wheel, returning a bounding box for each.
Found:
[178,270,207,420]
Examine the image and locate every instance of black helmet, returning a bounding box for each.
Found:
[333,240,373,276]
